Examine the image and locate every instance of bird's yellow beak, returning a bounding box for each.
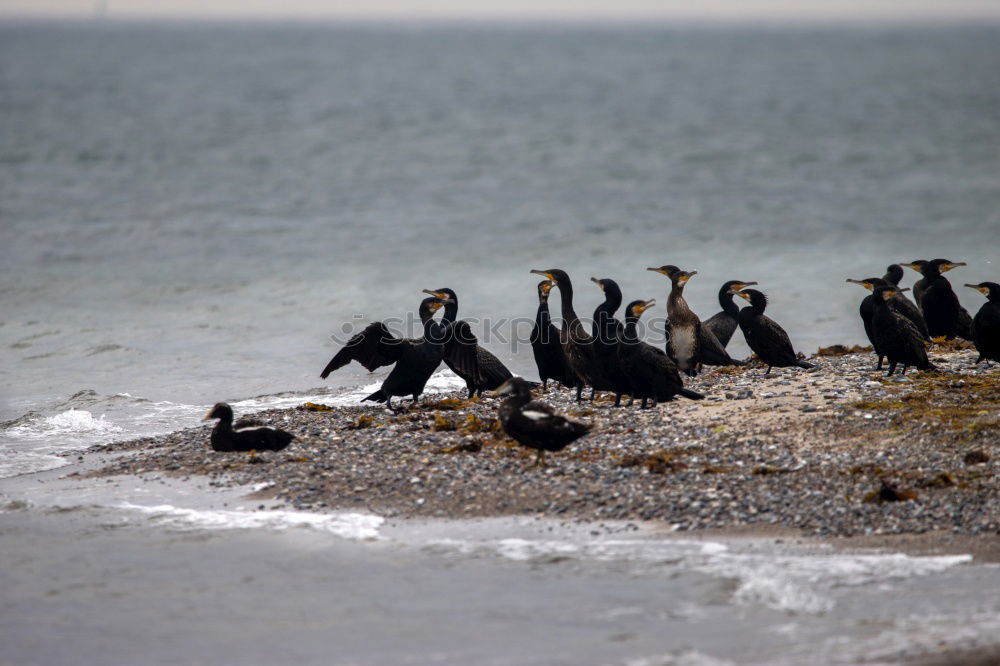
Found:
[845,278,873,291]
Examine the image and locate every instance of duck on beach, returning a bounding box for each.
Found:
[203,403,295,452]
[494,377,591,466]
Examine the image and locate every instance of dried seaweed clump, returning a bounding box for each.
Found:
[817,344,872,356]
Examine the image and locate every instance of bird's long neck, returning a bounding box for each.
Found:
[593,288,622,322]
[622,316,640,343]
[536,298,551,327]
[441,297,458,324]
[214,413,233,432]
[555,279,584,335]
[718,286,739,317]
[749,293,767,315]
[668,283,693,319]
[419,304,442,337]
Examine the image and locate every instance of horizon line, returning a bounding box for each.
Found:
[4,11,1000,27]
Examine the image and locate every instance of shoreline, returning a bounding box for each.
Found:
[81,349,999,554]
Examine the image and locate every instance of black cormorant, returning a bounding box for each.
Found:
[647,265,743,376]
[320,296,476,410]
[530,280,579,390]
[590,277,634,406]
[421,288,512,397]
[883,264,930,330]
[704,280,758,348]
[618,299,704,408]
[847,276,930,369]
[731,287,815,374]
[203,403,294,452]
[883,263,905,287]
[901,259,974,340]
[964,282,1000,365]
[529,269,605,402]
[870,285,934,376]
[495,377,591,466]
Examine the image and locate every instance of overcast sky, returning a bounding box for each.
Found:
[3,0,1000,21]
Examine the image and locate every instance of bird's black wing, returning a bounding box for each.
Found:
[704,311,738,348]
[957,306,975,341]
[749,315,798,365]
[516,402,590,438]
[442,320,485,384]
[475,345,514,389]
[697,323,743,366]
[320,322,405,378]
[890,295,930,341]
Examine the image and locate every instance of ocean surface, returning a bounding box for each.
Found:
[1,22,999,664]
[3,464,1000,666]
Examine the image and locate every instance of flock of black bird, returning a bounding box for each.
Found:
[202,260,999,465]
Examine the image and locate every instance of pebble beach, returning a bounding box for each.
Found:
[89,347,999,551]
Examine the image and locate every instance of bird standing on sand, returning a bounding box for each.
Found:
[530,280,579,391]
[421,287,512,398]
[731,287,815,374]
[964,282,1000,365]
[320,296,478,410]
[494,377,590,466]
[529,269,606,402]
[846,276,929,370]
[617,299,705,408]
[203,403,294,452]
[704,280,758,348]
[870,285,934,377]
[590,277,634,406]
[901,259,974,340]
[647,265,743,376]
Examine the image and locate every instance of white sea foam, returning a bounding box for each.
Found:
[118,503,384,539]
[233,369,469,412]
[0,408,128,478]
[7,408,122,440]
[624,649,737,666]
[419,534,971,615]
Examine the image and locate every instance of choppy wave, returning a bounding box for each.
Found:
[118,503,384,540]
[0,370,470,479]
[6,408,123,441]
[422,534,970,615]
